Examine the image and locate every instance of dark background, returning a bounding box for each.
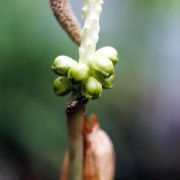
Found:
[0,0,180,179]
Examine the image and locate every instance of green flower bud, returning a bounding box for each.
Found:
[102,75,114,89]
[89,55,114,78]
[53,76,72,96]
[82,77,102,99]
[52,55,77,75]
[68,63,89,83]
[94,72,114,89]
[95,46,119,65]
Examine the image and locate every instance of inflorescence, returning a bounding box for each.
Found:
[51,0,119,100]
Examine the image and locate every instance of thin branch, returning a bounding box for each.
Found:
[49,0,81,46]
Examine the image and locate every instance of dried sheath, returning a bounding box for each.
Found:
[50,0,81,46]
[60,114,116,180]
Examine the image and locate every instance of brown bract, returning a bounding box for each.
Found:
[60,114,116,180]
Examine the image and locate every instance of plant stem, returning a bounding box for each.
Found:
[66,97,88,180]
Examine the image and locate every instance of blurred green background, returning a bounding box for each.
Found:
[1,0,180,179]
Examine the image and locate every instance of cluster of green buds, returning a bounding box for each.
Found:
[52,46,118,99]
[52,0,119,100]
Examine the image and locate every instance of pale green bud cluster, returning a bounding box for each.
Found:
[89,46,118,90]
[52,46,118,99]
[52,56,89,96]
[51,0,119,100]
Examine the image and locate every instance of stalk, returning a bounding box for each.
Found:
[66,101,86,180]
[66,1,104,179]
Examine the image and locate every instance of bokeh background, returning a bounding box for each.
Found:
[1,0,180,179]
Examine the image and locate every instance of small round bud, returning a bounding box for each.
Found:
[95,46,119,65]
[89,55,114,78]
[53,76,72,96]
[82,77,102,99]
[52,56,77,75]
[102,75,114,89]
[94,72,114,89]
[68,63,89,83]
